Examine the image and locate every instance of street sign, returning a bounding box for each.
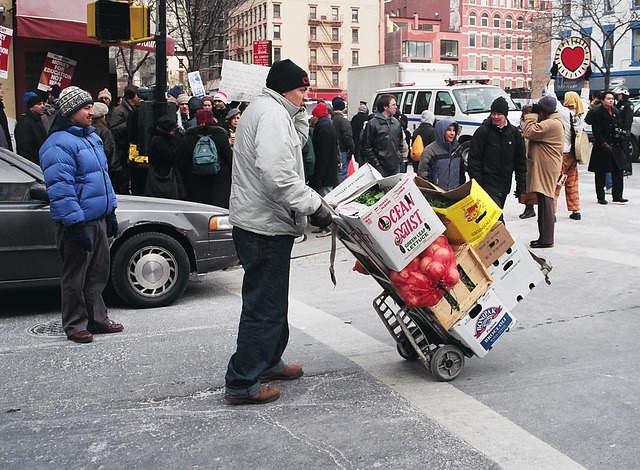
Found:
[253,40,272,67]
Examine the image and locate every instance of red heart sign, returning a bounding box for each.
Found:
[561,47,585,72]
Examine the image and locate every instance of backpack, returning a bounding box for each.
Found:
[192,135,220,175]
[410,134,424,161]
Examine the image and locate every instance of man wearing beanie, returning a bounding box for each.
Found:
[109,84,139,194]
[176,93,190,129]
[14,92,47,164]
[39,86,123,344]
[167,85,183,102]
[225,59,332,405]
[330,96,354,183]
[212,90,230,123]
[468,96,526,216]
[42,85,63,133]
[523,94,563,248]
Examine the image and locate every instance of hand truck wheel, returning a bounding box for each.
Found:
[430,345,465,381]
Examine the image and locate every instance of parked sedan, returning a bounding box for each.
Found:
[0,149,238,308]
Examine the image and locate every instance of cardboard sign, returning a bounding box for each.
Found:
[0,26,12,80]
[188,71,206,98]
[554,36,591,80]
[37,53,76,92]
[219,59,270,102]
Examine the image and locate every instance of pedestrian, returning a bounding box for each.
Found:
[418,119,465,190]
[167,85,182,103]
[224,107,241,148]
[588,90,628,204]
[395,111,411,173]
[41,85,61,133]
[15,92,47,165]
[553,91,583,220]
[0,82,13,150]
[202,95,214,112]
[176,93,190,130]
[108,84,139,194]
[523,95,563,249]
[224,59,332,405]
[468,96,527,213]
[91,102,119,185]
[39,86,123,344]
[184,96,203,130]
[360,94,403,177]
[183,108,233,207]
[212,91,230,123]
[350,104,369,166]
[331,96,354,183]
[614,85,633,176]
[96,88,113,122]
[145,115,186,199]
[410,110,437,173]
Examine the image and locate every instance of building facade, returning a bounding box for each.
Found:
[228,0,379,100]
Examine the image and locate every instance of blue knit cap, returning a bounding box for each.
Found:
[23,92,43,108]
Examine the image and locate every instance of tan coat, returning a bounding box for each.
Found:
[523,112,564,198]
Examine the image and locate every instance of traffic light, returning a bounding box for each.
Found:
[130,4,150,40]
[87,1,130,42]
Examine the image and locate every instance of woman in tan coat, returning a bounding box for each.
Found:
[523,95,563,248]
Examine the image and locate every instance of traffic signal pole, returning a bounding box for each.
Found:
[154,0,167,104]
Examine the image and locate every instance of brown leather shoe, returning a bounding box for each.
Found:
[67,330,93,343]
[260,364,303,382]
[225,385,280,405]
[88,321,124,334]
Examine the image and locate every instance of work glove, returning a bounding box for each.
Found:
[531,104,541,114]
[106,210,119,238]
[309,202,333,229]
[603,143,613,155]
[68,224,93,252]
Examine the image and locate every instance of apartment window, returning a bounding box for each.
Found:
[481,55,488,70]
[352,29,359,43]
[310,27,316,39]
[603,26,614,66]
[469,12,476,25]
[352,50,359,65]
[517,37,524,50]
[633,27,640,63]
[493,14,500,27]
[310,71,317,85]
[332,72,339,87]
[418,24,433,31]
[517,16,524,29]
[505,57,512,71]
[529,0,535,8]
[492,78,501,87]
[494,35,500,48]
[493,55,501,70]
[505,78,512,90]
[516,77,523,88]
[273,25,281,39]
[505,36,512,49]
[469,34,476,47]
[332,50,339,64]
[352,9,358,22]
[540,0,546,9]
[469,54,476,70]
[516,58,523,72]
[481,13,489,27]
[273,47,281,62]
[332,27,339,40]
[273,4,280,18]
[310,49,317,63]
[310,6,316,19]
[481,34,489,48]
[404,41,433,58]
[505,15,512,28]
[441,39,458,58]
[332,8,339,20]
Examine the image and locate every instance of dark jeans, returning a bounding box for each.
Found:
[55,220,111,336]
[595,169,623,201]
[225,227,295,398]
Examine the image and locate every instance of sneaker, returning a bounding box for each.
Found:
[598,199,608,205]
[519,209,536,219]
[613,198,629,204]
[294,234,307,244]
[316,228,332,237]
[569,212,581,220]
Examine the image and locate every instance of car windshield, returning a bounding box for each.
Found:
[453,87,519,114]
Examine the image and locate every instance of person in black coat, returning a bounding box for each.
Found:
[588,91,628,204]
[411,110,437,173]
[309,102,339,195]
[15,92,47,164]
[145,115,186,199]
[182,109,233,208]
[350,104,369,166]
[0,83,12,150]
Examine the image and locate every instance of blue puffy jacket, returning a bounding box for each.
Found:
[39,115,117,227]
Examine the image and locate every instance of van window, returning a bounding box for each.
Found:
[435,91,455,116]
[373,92,403,113]
[403,92,415,115]
[415,91,432,114]
[452,86,517,114]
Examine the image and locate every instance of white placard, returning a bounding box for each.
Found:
[188,71,206,98]
[219,59,270,102]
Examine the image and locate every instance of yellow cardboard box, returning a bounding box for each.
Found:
[414,178,502,247]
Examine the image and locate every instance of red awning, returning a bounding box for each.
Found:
[308,91,347,101]
[15,0,175,54]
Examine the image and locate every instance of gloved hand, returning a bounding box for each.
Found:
[106,211,119,238]
[68,224,93,252]
[531,104,541,114]
[603,143,613,155]
[514,185,525,199]
[309,203,333,229]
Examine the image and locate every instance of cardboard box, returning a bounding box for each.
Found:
[472,222,515,268]
[449,289,516,358]
[323,163,382,207]
[414,178,502,247]
[428,244,493,330]
[337,174,445,271]
[487,239,545,310]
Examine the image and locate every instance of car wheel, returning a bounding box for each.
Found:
[630,136,639,163]
[459,140,471,166]
[111,232,191,308]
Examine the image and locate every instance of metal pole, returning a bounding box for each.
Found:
[155,0,167,105]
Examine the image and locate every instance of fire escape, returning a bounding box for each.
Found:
[308,13,343,95]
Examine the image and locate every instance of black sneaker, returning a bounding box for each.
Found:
[598,199,608,205]
[569,212,581,220]
[613,198,629,204]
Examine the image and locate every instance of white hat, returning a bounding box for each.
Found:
[213,91,229,104]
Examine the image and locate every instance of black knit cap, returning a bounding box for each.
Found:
[266,59,310,94]
[490,97,509,116]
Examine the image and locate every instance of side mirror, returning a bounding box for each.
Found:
[29,183,50,203]
[440,104,455,116]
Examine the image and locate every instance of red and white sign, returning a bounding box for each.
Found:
[0,26,12,79]
[554,36,591,80]
[37,53,77,92]
[253,40,271,67]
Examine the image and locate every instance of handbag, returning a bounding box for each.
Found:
[574,131,590,165]
[144,165,185,200]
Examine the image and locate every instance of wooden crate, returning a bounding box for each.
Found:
[427,244,493,330]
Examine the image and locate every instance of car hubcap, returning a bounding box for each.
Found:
[127,246,178,298]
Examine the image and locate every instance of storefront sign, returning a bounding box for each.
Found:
[554,36,591,80]
[37,53,76,92]
[0,26,12,79]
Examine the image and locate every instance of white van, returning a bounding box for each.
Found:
[372,76,521,155]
